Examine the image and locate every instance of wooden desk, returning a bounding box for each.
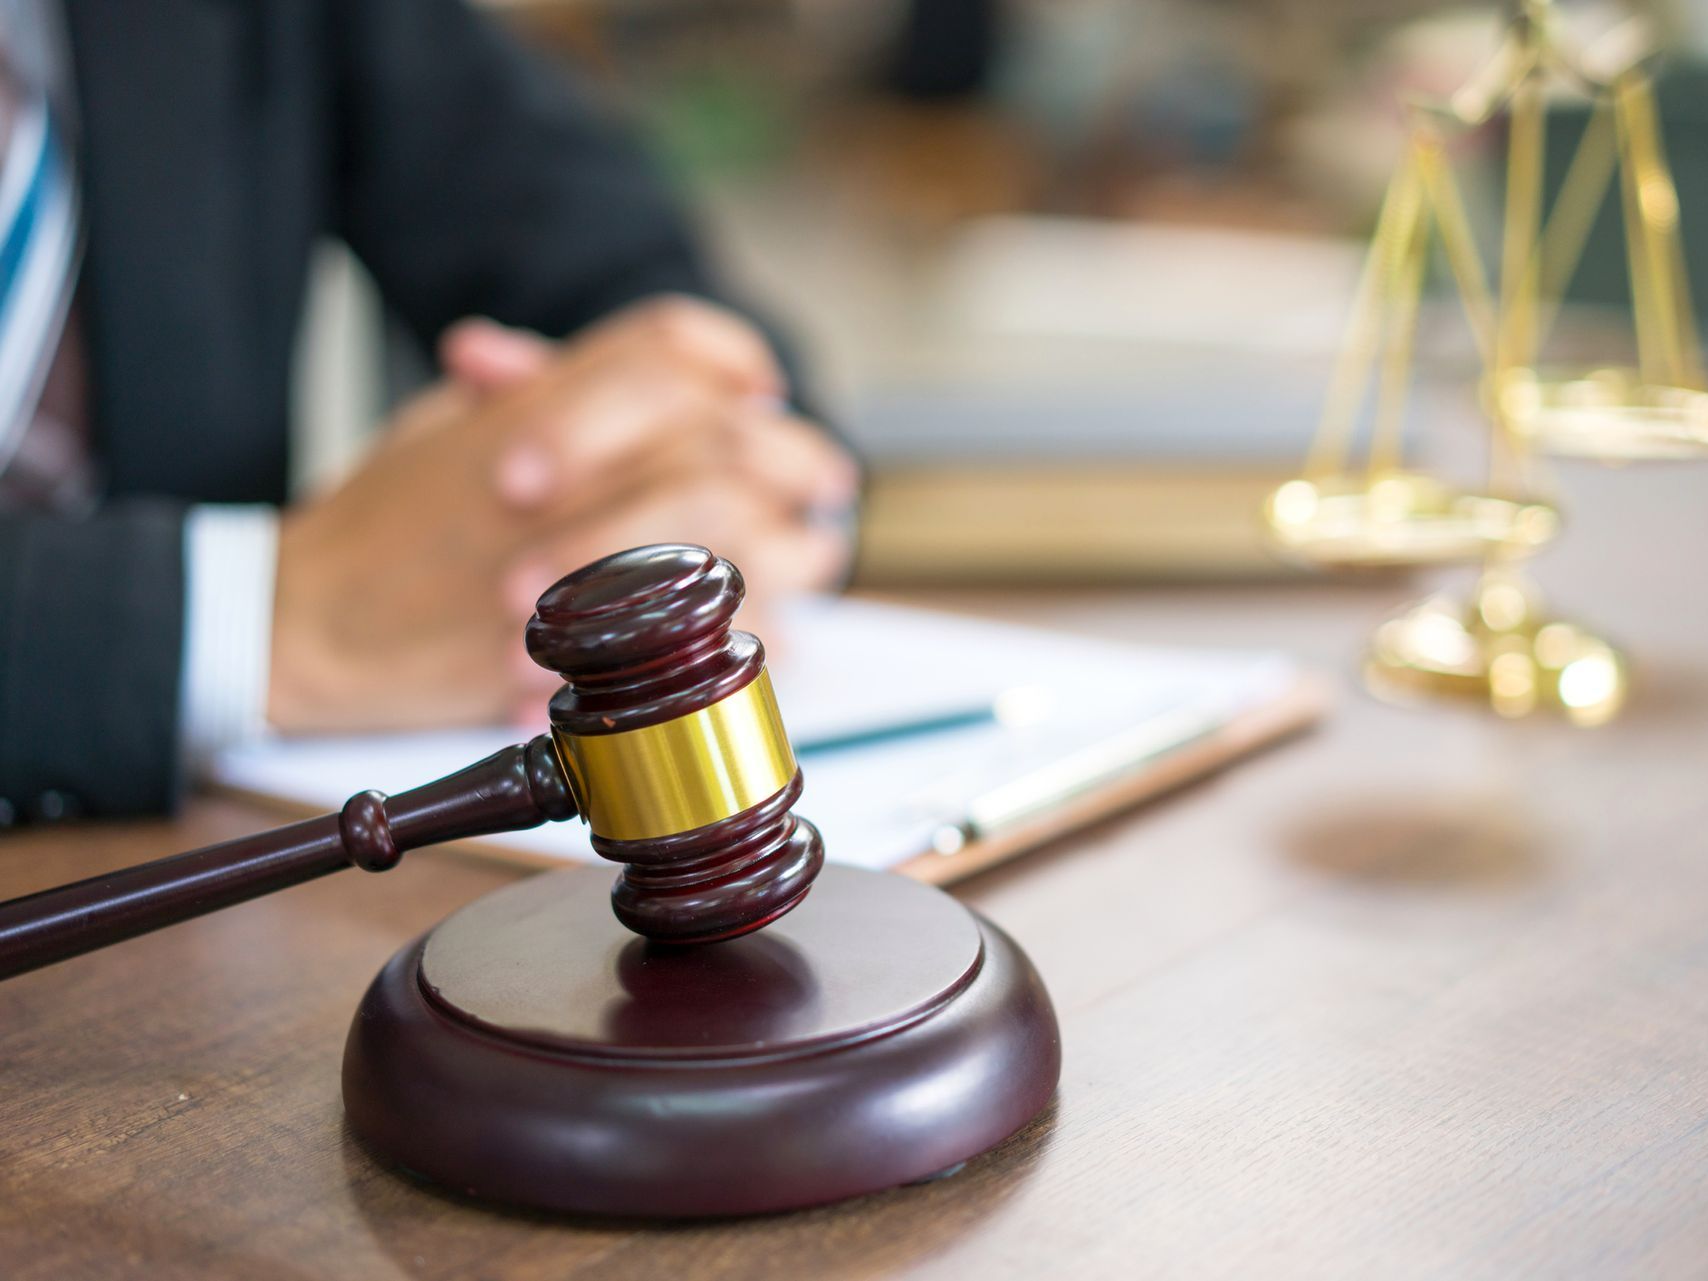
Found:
[3,464,1706,1279]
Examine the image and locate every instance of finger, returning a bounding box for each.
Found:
[494,432,747,612]
[440,317,556,393]
[501,555,569,622]
[509,694,555,731]
[375,379,482,450]
[491,358,746,513]
[506,638,566,692]
[730,515,853,601]
[731,605,779,655]
[492,438,561,510]
[481,298,789,511]
[507,486,849,630]
[586,294,785,399]
[729,412,860,515]
[503,471,788,607]
[505,667,565,731]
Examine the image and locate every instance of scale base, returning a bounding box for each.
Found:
[342,864,1060,1218]
[1264,471,1560,570]
[1364,581,1626,724]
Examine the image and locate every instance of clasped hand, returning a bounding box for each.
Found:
[269,296,858,732]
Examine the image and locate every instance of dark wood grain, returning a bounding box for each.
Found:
[2,465,1706,1277]
[528,543,761,732]
[343,864,1058,1216]
[0,734,574,980]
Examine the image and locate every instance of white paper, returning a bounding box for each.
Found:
[212,598,1298,871]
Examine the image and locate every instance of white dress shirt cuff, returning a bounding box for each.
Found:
[180,504,278,773]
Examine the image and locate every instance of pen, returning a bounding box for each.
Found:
[791,686,1055,758]
[793,706,996,757]
[927,704,1221,855]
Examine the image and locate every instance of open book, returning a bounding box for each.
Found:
[212,598,1324,883]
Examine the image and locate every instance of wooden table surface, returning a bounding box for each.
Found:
[3,463,1705,1280]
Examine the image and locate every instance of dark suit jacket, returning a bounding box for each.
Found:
[0,0,730,822]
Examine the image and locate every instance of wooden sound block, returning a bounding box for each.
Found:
[342,864,1061,1218]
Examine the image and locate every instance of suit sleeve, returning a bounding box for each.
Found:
[0,501,187,822]
[329,0,732,349]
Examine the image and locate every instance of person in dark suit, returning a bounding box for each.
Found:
[0,0,855,824]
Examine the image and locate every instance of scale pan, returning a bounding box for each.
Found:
[1501,367,1708,460]
[1263,472,1559,569]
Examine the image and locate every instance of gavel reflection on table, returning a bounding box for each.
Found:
[0,545,1060,1218]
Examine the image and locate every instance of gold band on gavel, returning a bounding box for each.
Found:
[551,670,797,842]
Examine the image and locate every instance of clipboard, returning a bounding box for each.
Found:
[211,598,1327,883]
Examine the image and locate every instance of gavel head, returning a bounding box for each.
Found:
[525,545,825,945]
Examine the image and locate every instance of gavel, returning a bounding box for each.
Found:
[0,542,1061,1218]
[0,544,825,978]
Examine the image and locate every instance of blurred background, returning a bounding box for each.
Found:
[295,0,1708,584]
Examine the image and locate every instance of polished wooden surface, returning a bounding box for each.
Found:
[535,544,824,943]
[345,865,1057,1216]
[3,464,1706,1278]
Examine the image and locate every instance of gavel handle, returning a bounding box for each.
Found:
[0,733,576,981]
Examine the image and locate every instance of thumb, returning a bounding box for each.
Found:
[439,317,556,393]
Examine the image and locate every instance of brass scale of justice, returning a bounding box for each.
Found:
[1263,0,1707,725]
